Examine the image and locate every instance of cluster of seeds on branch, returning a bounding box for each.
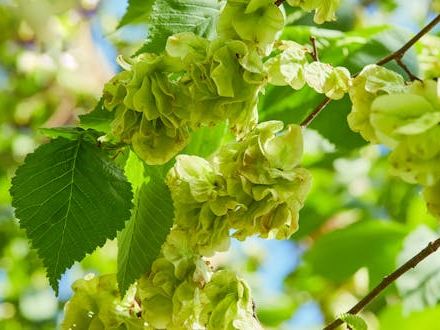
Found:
[265,40,351,99]
[102,0,348,166]
[348,64,440,218]
[62,0,345,329]
[102,37,265,165]
[102,0,286,165]
[62,274,144,329]
[62,121,311,330]
[286,0,341,24]
[136,121,311,329]
[418,35,440,79]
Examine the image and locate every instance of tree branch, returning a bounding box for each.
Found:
[376,14,440,66]
[323,237,440,330]
[395,58,422,82]
[300,97,331,128]
[300,13,440,128]
[309,36,320,62]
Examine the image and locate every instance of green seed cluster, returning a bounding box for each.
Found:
[62,0,348,328]
[136,121,311,329]
[348,65,440,219]
[102,0,345,166]
[62,274,144,329]
[102,0,288,165]
[103,36,268,165]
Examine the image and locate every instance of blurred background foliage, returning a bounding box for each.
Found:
[0,0,440,329]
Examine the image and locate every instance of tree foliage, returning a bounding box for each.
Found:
[2,0,440,329]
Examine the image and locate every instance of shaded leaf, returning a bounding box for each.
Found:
[304,221,408,285]
[396,226,440,313]
[309,96,366,150]
[79,99,114,134]
[294,167,347,239]
[117,152,174,294]
[183,122,231,158]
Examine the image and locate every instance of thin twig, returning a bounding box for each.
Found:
[395,58,422,81]
[300,13,440,128]
[323,237,440,330]
[376,14,440,66]
[375,14,440,81]
[309,36,320,62]
[300,97,331,128]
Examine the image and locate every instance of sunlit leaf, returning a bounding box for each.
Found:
[10,137,133,292]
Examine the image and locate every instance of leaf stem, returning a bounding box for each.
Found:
[323,237,440,330]
[300,13,440,128]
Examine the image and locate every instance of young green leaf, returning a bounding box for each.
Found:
[117,153,174,294]
[396,226,440,313]
[10,137,133,293]
[79,98,114,134]
[339,313,368,330]
[118,0,155,28]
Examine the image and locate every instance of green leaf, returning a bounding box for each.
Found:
[39,127,101,142]
[117,153,174,294]
[304,221,408,285]
[124,151,147,191]
[10,137,133,293]
[347,27,418,76]
[396,226,440,313]
[339,313,368,330]
[79,99,114,134]
[294,167,347,239]
[256,295,298,327]
[39,127,87,140]
[183,122,231,158]
[379,177,418,223]
[309,96,367,150]
[136,0,221,55]
[379,304,440,330]
[118,0,154,28]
